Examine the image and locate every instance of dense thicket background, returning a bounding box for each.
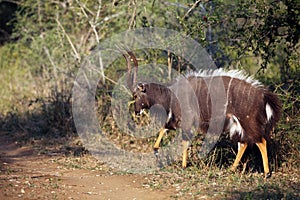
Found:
[0,0,299,172]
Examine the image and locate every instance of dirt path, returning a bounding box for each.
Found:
[0,132,174,200]
[1,131,299,200]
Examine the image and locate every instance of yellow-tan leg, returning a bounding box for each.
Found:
[256,138,270,178]
[153,128,167,150]
[182,140,189,168]
[231,142,248,171]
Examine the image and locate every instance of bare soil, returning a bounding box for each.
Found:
[0,131,174,200]
[1,131,299,200]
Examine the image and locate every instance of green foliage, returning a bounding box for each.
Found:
[212,0,299,75]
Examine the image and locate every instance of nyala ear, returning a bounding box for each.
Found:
[137,82,146,92]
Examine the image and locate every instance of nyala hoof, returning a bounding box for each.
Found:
[153,148,159,157]
[265,172,272,179]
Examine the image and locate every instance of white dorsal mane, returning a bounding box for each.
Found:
[186,68,262,86]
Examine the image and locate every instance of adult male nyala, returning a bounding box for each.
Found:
[123,51,281,178]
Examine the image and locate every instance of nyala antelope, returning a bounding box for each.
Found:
[123,51,281,178]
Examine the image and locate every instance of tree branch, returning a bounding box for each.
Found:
[56,18,81,62]
[182,0,202,19]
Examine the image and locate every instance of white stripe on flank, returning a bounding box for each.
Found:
[206,77,213,116]
[224,77,234,110]
[266,103,273,121]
